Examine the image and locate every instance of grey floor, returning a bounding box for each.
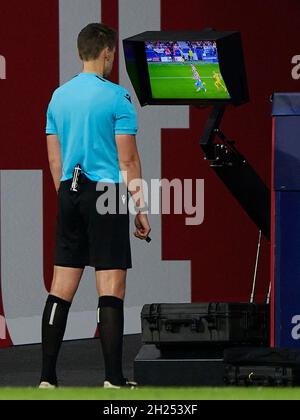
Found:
[0,334,142,387]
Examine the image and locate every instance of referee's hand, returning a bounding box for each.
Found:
[134,213,151,241]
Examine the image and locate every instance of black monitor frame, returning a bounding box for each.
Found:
[123,30,249,107]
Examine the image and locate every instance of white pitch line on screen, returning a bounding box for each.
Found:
[151,76,213,79]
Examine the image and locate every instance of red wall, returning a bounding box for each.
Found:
[0,1,299,347]
[161,0,300,303]
[0,0,59,345]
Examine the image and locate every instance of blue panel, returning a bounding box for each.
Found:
[275,192,300,347]
[274,116,300,191]
[272,93,300,116]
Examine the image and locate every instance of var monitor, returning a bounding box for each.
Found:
[123,31,249,106]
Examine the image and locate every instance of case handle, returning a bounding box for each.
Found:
[165,318,205,333]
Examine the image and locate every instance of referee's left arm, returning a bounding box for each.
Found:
[47,135,62,192]
[46,97,62,192]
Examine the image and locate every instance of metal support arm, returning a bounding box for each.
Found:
[200,106,271,240]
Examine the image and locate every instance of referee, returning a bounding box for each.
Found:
[39,23,151,389]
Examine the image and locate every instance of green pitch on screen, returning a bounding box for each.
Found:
[148,62,230,100]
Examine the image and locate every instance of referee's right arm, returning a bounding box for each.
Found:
[114,89,151,241]
[116,134,151,241]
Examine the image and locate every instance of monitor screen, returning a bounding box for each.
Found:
[145,40,231,100]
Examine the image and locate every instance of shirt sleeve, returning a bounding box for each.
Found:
[45,99,58,135]
[114,89,138,136]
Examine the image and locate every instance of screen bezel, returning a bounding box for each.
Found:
[123,31,249,107]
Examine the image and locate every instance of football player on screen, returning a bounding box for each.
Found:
[213,71,228,92]
[191,64,206,92]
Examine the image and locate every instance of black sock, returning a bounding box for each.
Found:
[40,295,71,385]
[97,295,125,385]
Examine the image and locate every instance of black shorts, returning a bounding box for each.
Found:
[54,175,132,270]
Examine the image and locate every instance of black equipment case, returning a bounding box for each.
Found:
[141,302,270,348]
[141,231,270,349]
[225,365,298,387]
[224,347,300,386]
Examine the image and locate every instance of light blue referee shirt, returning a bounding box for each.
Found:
[46,72,138,183]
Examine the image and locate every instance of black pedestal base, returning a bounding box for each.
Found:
[134,345,226,386]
